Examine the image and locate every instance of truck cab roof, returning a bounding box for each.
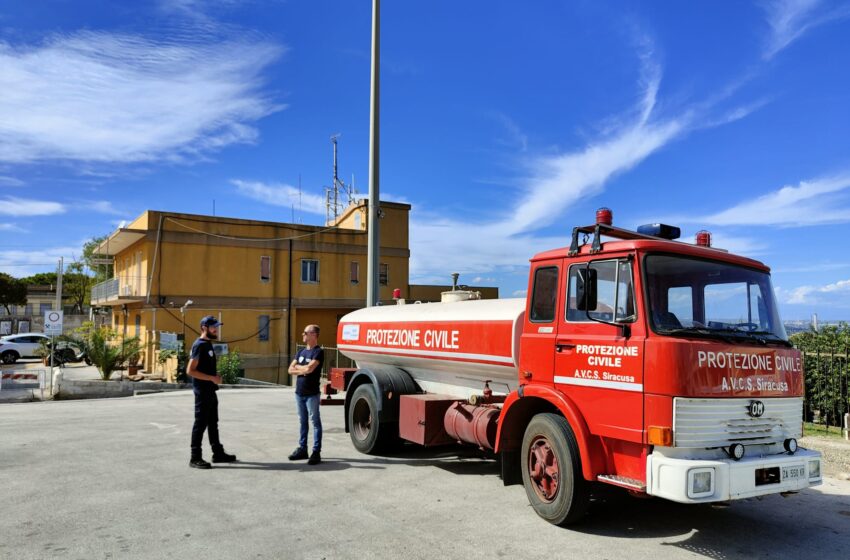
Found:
[531,237,770,273]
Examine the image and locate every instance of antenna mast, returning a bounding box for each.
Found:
[326,134,357,225]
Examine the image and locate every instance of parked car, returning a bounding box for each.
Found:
[0,333,50,364]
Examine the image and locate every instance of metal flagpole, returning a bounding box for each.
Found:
[366,0,381,307]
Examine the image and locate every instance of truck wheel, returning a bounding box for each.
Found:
[348,384,385,454]
[521,413,589,526]
[1,351,19,364]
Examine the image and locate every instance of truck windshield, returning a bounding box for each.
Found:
[644,254,788,343]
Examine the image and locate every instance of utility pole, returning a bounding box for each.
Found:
[55,257,64,311]
[366,0,381,307]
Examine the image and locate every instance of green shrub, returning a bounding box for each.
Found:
[73,323,140,381]
[218,350,242,385]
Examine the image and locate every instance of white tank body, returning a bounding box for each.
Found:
[336,298,525,399]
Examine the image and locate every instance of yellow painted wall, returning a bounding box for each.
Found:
[98,203,428,382]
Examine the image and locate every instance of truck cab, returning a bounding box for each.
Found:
[513,211,821,519]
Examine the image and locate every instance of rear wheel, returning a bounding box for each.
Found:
[348,384,394,453]
[1,351,19,364]
[521,413,589,526]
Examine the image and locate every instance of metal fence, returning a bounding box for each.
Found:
[791,326,850,430]
[91,277,119,303]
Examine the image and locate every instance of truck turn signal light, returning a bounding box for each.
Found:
[648,426,673,447]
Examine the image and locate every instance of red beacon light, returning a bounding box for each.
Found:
[695,230,712,247]
[392,288,402,300]
[596,207,613,226]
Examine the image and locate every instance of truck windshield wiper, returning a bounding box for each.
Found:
[747,331,794,347]
[657,327,737,344]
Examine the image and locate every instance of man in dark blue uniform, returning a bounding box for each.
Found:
[287,324,323,465]
[187,315,237,469]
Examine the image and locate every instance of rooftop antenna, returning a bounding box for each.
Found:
[326,134,356,224]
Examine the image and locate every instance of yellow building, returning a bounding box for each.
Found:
[91,201,497,383]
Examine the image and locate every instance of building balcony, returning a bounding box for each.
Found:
[91,278,145,306]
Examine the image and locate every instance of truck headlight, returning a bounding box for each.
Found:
[808,460,821,480]
[688,468,715,498]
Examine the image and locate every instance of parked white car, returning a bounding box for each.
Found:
[0,333,50,364]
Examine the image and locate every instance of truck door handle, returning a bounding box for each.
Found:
[556,343,575,353]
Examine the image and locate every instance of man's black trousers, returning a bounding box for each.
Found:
[191,391,221,456]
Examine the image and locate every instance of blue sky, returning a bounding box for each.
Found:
[1,0,849,320]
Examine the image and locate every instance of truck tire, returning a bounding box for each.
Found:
[521,413,589,526]
[1,350,19,364]
[348,384,390,454]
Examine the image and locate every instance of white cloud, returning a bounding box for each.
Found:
[761,0,850,59]
[0,197,65,216]
[410,42,698,279]
[777,278,850,306]
[0,246,77,277]
[0,223,25,232]
[82,201,125,216]
[512,289,528,297]
[0,176,24,187]
[231,179,326,215]
[0,31,284,164]
[684,174,850,227]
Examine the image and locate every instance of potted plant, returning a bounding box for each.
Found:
[121,337,144,375]
[35,338,51,366]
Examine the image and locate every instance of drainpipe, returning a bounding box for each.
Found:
[287,238,293,378]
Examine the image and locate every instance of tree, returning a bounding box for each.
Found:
[0,273,27,315]
[82,235,112,282]
[19,272,58,286]
[64,264,93,314]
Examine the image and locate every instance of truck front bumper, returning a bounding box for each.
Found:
[646,448,822,503]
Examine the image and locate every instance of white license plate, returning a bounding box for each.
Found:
[782,465,805,481]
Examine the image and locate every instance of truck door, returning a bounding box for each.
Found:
[554,256,645,444]
[518,259,563,386]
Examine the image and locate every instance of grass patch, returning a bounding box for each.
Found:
[804,422,846,439]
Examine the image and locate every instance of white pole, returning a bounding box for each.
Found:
[55,257,64,311]
[366,0,381,307]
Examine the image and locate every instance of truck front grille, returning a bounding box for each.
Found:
[673,397,802,448]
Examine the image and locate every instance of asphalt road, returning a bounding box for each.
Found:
[2,389,849,560]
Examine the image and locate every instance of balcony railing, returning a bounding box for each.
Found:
[91,278,119,303]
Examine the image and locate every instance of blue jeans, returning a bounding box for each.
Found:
[296,394,322,452]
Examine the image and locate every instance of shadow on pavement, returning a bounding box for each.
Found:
[217,459,387,472]
[570,483,850,559]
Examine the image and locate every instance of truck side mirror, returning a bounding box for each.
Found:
[576,267,597,311]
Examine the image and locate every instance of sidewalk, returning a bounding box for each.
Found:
[0,360,279,402]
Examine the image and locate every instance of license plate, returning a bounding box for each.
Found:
[782,465,805,481]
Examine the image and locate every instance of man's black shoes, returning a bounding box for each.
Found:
[308,451,321,465]
[189,457,212,469]
[288,447,308,460]
[212,450,237,463]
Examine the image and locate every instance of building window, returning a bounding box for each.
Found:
[135,315,141,337]
[301,259,319,283]
[258,315,270,341]
[260,256,271,283]
[379,263,389,286]
[350,261,360,284]
[39,303,52,315]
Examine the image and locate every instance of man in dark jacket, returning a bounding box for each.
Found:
[287,324,323,465]
[187,315,237,469]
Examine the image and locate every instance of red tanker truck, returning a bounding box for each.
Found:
[335,209,822,525]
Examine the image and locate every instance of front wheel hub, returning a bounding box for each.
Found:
[528,435,560,502]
